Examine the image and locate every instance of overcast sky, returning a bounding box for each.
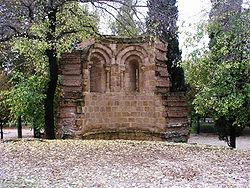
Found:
[177,0,211,58]
[178,0,211,23]
[96,0,249,59]
[178,0,249,58]
[97,1,211,31]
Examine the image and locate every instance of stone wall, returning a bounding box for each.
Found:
[57,37,189,142]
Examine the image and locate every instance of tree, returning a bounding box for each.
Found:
[147,0,186,91]
[0,0,143,139]
[109,0,141,36]
[209,0,243,47]
[0,33,46,136]
[3,73,46,137]
[183,5,250,148]
[0,1,100,139]
[0,71,10,121]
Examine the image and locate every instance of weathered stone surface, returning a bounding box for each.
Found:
[57,37,189,142]
[62,75,82,87]
[164,132,189,142]
[60,64,82,75]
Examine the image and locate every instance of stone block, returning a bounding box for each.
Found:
[62,75,82,87]
[61,64,81,75]
[58,37,188,142]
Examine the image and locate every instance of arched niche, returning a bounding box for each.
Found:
[129,60,140,92]
[87,45,112,93]
[89,56,106,93]
[124,55,143,92]
[116,45,148,92]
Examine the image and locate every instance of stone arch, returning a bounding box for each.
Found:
[116,45,148,67]
[88,44,113,93]
[95,43,113,58]
[89,49,111,65]
[117,45,148,92]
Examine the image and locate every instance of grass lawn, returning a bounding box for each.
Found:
[1,139,249,187]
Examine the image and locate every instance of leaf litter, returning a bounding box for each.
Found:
[0,139,249,188]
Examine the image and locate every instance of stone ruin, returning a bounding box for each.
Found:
[57,36,189,142]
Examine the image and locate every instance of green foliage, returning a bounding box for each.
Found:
[0,3,99,133]
[14,3,98,58]
[3,72,46,130]
[109,0,141,36]
[183,10,250,129]
[0,72,10,120]
[55,3,99,55]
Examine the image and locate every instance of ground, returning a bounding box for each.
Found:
[1,128,250,187]
[2,128,250,150]
[0,139,250,187]
[189,134,250,150]
[1,128,33,139]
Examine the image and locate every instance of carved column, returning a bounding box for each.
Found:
[140,65,146,92]
[120,66,125,91]
[110,58,116,92]
[87,61,93,92]
[105,66,111,92]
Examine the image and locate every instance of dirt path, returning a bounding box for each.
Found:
[2,128,250,150]
[188,134,250,150]
[1,128,33,139]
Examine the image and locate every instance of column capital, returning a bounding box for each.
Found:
[105,66,111,71]
[120,66,125,72]
[88,61,93,69]
[140,65,146,71]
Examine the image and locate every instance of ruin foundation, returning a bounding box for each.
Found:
[57,37,189,142]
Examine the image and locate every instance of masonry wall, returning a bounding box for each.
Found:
[75,93,166,137]
[57,37,189,141]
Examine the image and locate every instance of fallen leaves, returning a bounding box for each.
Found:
[0,139,249,187]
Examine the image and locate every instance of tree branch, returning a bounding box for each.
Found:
[98,1,145,34]
[19,0,35,22]
[91,2,134,36]
[0,25,42,42]
[56,25,101,40]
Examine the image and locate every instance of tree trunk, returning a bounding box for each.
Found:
[196,115,200,134]
[44,49,58,139]
[17,116,22,138]
[229,125,236,148]
[34,128,40,138]
[44,8,58,139]
[33,122,41,138]
[0,119,3,139]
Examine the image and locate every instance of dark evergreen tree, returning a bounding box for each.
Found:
[147,0,186,91]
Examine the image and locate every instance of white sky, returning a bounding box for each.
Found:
[177,0,211,59]
[96,0,249,59]
[178,0,211,24]
[96,0,212,59]
[96,0,213,33]
[178,0,250,58]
